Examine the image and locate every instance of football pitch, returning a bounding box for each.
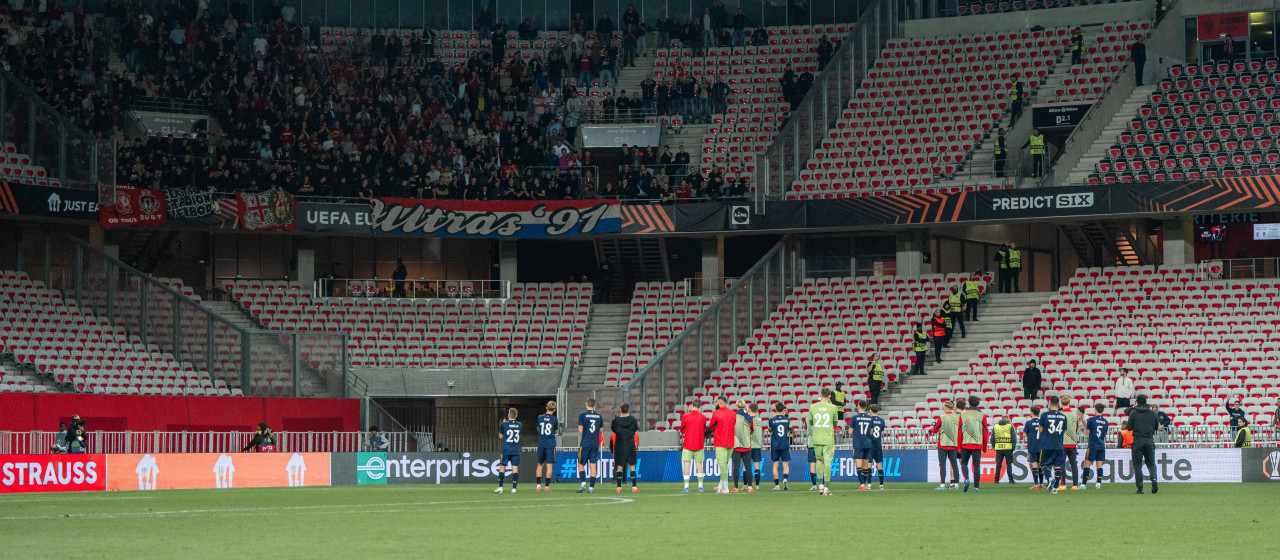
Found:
[2,483,1277,558]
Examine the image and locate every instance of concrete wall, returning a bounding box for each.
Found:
[903,1,1152,38]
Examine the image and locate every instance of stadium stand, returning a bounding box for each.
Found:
[655,26,842,181]
[786,28,1067,198]
[0,270,237,397]
[647,273,991,430]
[1082,60,1280,184]
[1047,21,1151,104]
[222,280,590,369]
[896,265,1280,431]
[606,281,712,387]
[954,0,1141,17]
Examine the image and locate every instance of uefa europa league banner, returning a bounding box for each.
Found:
[100,185,168,227]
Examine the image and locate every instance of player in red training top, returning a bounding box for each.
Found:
[680,405,709,492]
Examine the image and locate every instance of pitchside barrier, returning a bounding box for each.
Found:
[5,447,1279,494]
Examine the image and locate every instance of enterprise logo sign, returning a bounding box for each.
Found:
[991,193,1094,212]
[356,453,387,484]
[353,453,506,484]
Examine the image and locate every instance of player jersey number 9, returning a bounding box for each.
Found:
[775,424,787,438]
[812,413,831,428]
[505,429,520,443]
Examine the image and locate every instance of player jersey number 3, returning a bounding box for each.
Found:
[505,429,520,443]
[586,419,597,432]
[812,413,832,428]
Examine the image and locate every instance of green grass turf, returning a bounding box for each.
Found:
[2,483,1277,558]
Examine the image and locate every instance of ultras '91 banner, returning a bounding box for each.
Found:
[369,199,621,238]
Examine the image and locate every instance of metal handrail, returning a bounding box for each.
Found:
[305,278,513,299]
[626,236,792,393]
[2,430,416,455]
[65,234,352,397]
[1197,258,1280,281]
[129,96,209,115]
[756,0,899,208]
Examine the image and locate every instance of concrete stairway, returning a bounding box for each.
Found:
[204,301,260,330]
[882,291,1054,413]
[573,303,630,387]
[925,46,1069,190]
[611,55,656,101]
[1064,85,1156,185]
[662,122,711,153]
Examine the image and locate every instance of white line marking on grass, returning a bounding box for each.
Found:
[0,495,156,503]
[0,496,631,520]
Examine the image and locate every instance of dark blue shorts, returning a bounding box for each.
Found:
[1028,449,1042,462]
[806,447,815,462]
[871,446,883,463]
[771,448,791,462]
[501,453,520,467]
[537,446,556,464]
[1085,448,1106,461]
[578,446,599,464]
[751,448,762,462]
[1040,448,1065,469]
[855,447,873,460]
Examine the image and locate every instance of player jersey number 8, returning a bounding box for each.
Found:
[871,425,881,438]
[812,413,832,428]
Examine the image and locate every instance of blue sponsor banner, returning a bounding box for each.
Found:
[552,449,930,483]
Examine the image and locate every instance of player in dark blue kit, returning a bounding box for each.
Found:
[768,403,792,490]
[1024,405,1044,489]
[845,401,874,490]
[1038,396,1069,495]
[496,408,522,494]
[576,398,603,493]
[535,401,560,492]
[867,404,888,490]
[1082,403,1111,490]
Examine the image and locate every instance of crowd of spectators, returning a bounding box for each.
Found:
[0,1,831,202]
[611,142,751,202]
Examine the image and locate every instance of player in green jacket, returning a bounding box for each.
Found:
[808,388,841,495]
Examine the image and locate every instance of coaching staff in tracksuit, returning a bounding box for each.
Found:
[1128,395,1160,494]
